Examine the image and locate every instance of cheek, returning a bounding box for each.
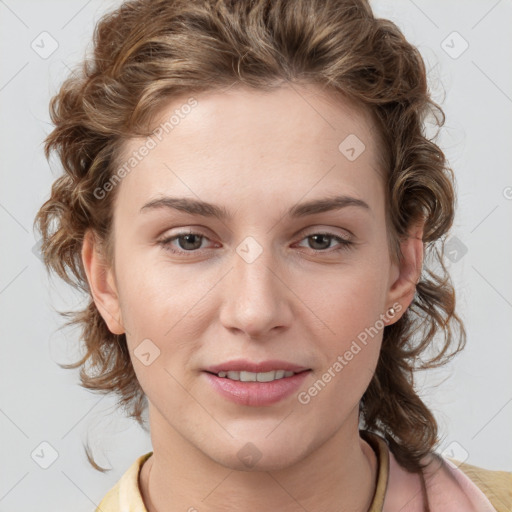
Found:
[115,261,206,375]
[115,252,202,336]
[114,283,179,393]
[298,262,388,338]
[293,260,387,399]
[299,286,384,414]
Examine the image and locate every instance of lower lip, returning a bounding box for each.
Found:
[203,371,311,406]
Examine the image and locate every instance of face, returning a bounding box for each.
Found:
[84,83,419,471]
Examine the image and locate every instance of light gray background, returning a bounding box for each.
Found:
[1,0,511,511]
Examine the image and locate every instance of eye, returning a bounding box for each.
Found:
[157,231,216,256]
[157,229,355,257]
[295,231,354,253]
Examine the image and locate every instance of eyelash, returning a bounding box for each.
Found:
[157,230,354,257]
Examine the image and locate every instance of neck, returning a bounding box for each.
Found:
[139,408,378,512]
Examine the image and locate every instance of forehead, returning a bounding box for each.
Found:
[115,83,385,218]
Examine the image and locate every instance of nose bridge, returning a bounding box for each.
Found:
[233,234,281,302]
[220,234,290,336]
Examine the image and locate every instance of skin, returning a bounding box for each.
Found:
[82,83,423,512]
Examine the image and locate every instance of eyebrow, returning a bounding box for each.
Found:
[139,194,371,219]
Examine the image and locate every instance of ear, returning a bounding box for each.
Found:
[385,218,424,324]
[81,229,125,335]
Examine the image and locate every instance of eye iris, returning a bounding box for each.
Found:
[179,234,202,250]
[309,234,331,250]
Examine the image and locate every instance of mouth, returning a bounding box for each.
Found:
[202,360,312,406]
[206,369,307,382]
[203,359,311,380]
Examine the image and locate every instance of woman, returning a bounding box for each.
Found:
[33,0,511,510]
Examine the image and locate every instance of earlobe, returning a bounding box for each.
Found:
[385,219,424,323]
[81,229,125,335]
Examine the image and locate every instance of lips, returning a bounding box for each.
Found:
[204,359,310,374]
[202,359,312,406]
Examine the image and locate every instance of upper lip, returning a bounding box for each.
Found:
[204,359,311,374]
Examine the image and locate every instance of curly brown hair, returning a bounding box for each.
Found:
[34,0,466,474]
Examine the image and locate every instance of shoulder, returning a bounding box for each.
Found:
[451,458,512,512]
[95,452,153,512]
[420,452,511,512]
[384,444,510,512]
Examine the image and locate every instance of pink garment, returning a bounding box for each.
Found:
[384,447,497,511]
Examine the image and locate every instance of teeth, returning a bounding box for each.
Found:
[256,371,277,382]
[239,371,257,382]
[216,370,296,382]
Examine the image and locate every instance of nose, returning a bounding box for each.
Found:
[218,237,293,340]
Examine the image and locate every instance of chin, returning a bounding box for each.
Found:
[204,434,313,473]
[219,450,301,473]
